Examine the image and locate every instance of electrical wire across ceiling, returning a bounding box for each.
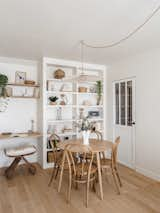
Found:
[68,3,160,82]
[81,3,160,49]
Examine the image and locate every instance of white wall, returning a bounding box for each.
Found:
[107,48,160,181]
[0,57,40,167]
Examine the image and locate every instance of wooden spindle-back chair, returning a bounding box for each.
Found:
[59,143,97,207]
[48,134,65,186]
[100,136,122,194]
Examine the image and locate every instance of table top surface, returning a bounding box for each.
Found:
[57,138,113,152]
[0,132,41,140]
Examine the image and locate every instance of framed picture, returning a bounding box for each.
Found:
[15,71,26,84]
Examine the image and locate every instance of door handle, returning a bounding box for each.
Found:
[132,122,136,125]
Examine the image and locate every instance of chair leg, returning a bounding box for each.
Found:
[54,166,60,180]
[66,152,72,203]
[86,179,90,207]
[111,168,120,195]
[48,165,57,186]
[58,151,66,193]
[74,175,78,190]
[5,157,21,179]
[114,167,122,187]
[92,179,96,193]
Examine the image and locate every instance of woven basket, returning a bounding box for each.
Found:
[47,151,54,163]
[54,69,65,79]
[78,87,87,93]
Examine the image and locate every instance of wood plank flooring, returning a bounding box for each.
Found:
[0,164,159,213]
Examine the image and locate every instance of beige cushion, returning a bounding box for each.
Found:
[5,145,36,157]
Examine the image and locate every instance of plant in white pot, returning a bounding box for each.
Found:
[0,74,9,112]
[49,96,59,105]
[79,116,95,145]
[0,74,8,97]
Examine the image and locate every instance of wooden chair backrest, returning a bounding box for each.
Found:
[90,130,103,141]
[65,143,94,177]
[111,136,120,166]
[49,133,61,162]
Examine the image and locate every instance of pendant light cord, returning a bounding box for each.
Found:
[80,39,84,73]
[81,4,160,49]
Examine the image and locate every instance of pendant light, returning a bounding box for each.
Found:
[64,41,102,82]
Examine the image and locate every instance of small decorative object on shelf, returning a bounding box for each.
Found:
[79,108,84,119]
[54,69,65,79]
[78,86,87,93]
[24,80,35,85]
[96,80,102,105]
[60,83,71,92]
[28,119,35,133]
[62,126,73,133]
[6,87,13,97]
[88,111,100,117]
[82,100,92,106]
[49,96,58,105]
[56,107,62,120]
[89,86,97,93]
[15,71,26,84]
[60,94,68,105]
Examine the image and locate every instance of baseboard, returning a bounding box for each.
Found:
[136,166,160,182]
[118,160,160,182]
[118,160,134,169]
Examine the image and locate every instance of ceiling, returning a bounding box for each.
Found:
[0,0,160,65]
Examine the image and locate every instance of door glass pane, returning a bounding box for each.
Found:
[127,81,132,126]
[115,83,119,124]
[120,82,125,125]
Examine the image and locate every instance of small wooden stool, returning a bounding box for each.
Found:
[4,145,37,179]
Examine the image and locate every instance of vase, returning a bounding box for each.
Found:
[82,130,90,145]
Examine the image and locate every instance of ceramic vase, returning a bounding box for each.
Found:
[82,130,90,145]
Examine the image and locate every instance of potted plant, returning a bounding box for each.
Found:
[0,74,8,97]
[96,80,102,105]
[49,96,58,105]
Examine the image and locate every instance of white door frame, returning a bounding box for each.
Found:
[112,77,136,169]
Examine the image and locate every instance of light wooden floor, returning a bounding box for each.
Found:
[0,164,159,213]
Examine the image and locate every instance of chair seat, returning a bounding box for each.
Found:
[75,162,97,177]
[5,145,36,157]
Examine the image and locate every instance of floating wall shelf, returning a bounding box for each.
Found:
[7,83,40,88]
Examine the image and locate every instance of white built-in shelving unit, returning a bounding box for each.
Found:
[39,57,106,169]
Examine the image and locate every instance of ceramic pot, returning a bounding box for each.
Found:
[50,102,57,105]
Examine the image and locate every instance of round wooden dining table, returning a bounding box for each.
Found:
[57,138,113,200]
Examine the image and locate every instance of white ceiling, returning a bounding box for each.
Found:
[0,0,160,65]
